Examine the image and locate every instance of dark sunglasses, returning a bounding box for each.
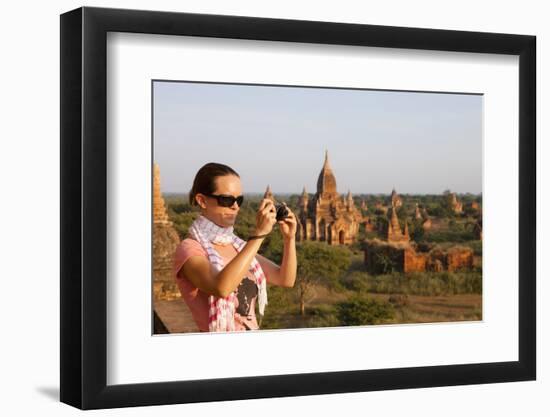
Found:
[204,193,244,207]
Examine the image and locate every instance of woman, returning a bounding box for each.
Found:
[173,162,297,332]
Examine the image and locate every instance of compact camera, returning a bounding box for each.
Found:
[275,203,289,222]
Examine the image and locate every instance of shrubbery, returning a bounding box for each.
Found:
[339,270,482,296]
[339,271,371,292]
[304,305,341,328]
[424,229,475,243]
[464,240,483,256]
[336,295,395,326]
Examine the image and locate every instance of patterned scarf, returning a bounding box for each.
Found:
[187,214,268,332]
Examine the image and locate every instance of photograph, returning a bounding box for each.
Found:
[56,4,538,411]
[152,80,483,334]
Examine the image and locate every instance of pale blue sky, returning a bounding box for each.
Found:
[153,81,482,195]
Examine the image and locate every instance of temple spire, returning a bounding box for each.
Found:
[323,149,331,170]
[264,184,274,201]
[346,189,353,204]
[317,149,337,195]
[153,163,170,225]
[415,203,422,220]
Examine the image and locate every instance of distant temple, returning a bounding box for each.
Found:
[446,192,463,214]
[363,188,476,274]
[364,239,474,274]
[295,150,365,245]
[386,205,409,243]
[153,164,200,334]
[414,203,422,220]
[152,163,181,301]
[374,200,387,214]
[414,203,432,230]
[263,184,276,203]
[390,187,403,208]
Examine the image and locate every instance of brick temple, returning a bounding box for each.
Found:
[152,163,181,301]
[294,150,365,245]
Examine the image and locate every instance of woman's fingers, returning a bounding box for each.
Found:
[284,208,295,219]
[258,198,268,211]
[259,198,275,211]
[261,201,275,216]
[258,201,276,225]
[263,202,275,213]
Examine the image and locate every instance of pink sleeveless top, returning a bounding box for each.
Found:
[173,237,260,332]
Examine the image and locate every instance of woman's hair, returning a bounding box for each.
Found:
[189,162,240,206]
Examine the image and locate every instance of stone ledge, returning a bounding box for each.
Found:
[154,298,200,334]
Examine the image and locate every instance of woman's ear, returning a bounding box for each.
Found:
[195,194,207,209]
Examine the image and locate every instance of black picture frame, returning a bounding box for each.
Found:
[60,6,536,410]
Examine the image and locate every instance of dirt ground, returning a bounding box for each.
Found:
[319,284,482,323]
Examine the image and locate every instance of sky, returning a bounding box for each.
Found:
[153,81,482,195]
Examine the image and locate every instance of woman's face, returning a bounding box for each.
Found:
[196,174,242,228]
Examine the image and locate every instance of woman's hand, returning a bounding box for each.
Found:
[277,202,297,241]
[254,198,277,236]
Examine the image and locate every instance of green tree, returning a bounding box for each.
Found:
[295,241,351,316]
[373,252,396,274]
[336,295,394,326]
[410,219,425,242]
[259,228,284,264]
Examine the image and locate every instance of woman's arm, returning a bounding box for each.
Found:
[256,237,297,288]
[180,198,278,298]
[181,237,266,297]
